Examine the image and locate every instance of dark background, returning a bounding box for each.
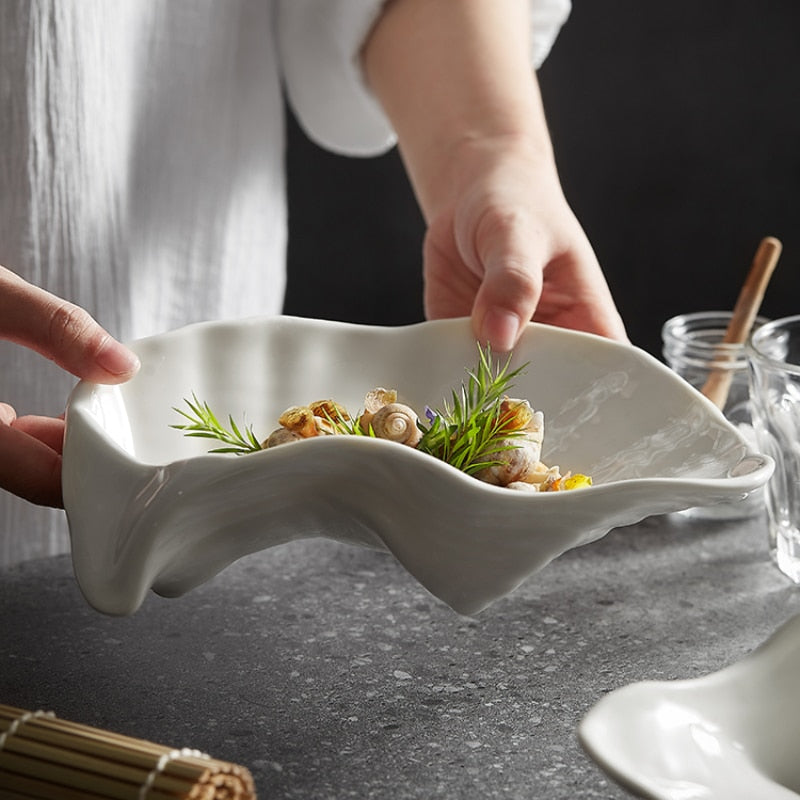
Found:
[284,1,800,358]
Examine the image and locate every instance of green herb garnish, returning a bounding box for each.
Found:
[416,345,529,475]
[171,393,262,455]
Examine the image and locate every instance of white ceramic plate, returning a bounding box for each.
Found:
[63,316,772,616]
[579,613,800,800]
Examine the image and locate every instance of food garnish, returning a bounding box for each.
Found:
[171,345,591,492]
[171,395,262,455]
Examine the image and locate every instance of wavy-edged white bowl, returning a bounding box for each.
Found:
[579,613,800,800]
[63,316,772,616]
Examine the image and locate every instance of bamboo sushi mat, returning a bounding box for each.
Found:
[0,705,256,799]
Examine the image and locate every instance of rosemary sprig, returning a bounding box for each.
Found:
[171,393,262,455]
[416,345,529,475]
[321,410,372,438]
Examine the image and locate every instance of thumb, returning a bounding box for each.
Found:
[469,219,544,353]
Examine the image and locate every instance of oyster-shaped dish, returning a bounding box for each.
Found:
[579,612,800,800]
[63,316,772,616]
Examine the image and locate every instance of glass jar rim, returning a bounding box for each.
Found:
[662,311,770,360]
[662,311,770,339]
[748,314,800,376]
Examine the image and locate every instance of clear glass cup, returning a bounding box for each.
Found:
[662,311,767,519]
[748,315,800,581]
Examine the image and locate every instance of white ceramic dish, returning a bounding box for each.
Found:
[579,612,800,800]
[63,316,772,616]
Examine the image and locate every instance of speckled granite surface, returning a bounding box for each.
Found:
[3,512,800,798]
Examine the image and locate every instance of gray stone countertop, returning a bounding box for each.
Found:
[2,511,800,799]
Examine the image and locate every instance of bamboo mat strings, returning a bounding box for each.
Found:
[0,705,256,799]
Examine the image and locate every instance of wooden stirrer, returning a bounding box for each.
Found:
[701,236,782,409]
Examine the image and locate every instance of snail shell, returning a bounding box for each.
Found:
[507,481,540,492]
[369,402,421,447]
[525,409,545,446]
[475,438,540,486]
[263,428,303,448]
[359,387,399,433]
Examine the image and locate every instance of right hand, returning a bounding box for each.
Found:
[420,135,628,351]
[362,0,627,352]
[0,265,140,507]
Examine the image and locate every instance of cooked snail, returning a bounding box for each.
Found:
[277,405,319,438]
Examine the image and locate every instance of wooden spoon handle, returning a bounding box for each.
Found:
[701,236,782,409]
[722,236,782,345]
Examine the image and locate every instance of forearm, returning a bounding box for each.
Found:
[363,0,626,348]
[362,0,556,219]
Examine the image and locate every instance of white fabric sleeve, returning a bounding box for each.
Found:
[276,0,393,157]
[530,0,572,68]
[276,0,571,158]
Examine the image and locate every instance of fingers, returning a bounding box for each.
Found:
[12,414,66,454]
[466,206,627,350]
[0,267,134,507]
[0,413,64,508]
[0,265,140,383]
[474,248,628,349]
[468,207,543,352]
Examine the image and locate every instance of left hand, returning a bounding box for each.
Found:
[0,264,140,507]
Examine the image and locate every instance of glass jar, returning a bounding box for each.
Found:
[662,310,767,519]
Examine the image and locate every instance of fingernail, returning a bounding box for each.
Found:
[0,403,16,425]
[482,310,521,353]
[96,337,140,377]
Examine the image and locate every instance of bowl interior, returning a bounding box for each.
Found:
[78,316,748,483]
